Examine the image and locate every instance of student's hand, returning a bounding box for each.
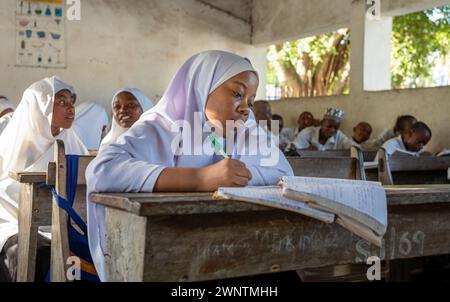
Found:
[200,159,252,191]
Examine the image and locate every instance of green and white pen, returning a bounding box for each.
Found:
[207,133,229,159]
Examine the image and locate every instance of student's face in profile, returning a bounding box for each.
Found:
[298,112,314,129]
[353,123,372,143]
[404,129,431,152]
[113,92,143,128]
[51,89,75,130]
[205,71,258,137]
[320,118,340,139]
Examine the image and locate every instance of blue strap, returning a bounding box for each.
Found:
[38,155,87,234]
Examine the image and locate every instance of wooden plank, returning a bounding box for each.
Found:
[295,150,350,157]
[91,185,450,216]
[16,184,38,282]
[389,157,450,172]
[51,140,70,282]
[105,207,147,282]
[46,162,56,186]
[287,157,357,179]
[139,203,450,281]
[17,182,53,281]
[9,171,46,183]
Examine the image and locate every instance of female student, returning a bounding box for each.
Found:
[73,101,109,150]
[86,50,294,281]
[100,88,153,145]
[0,76,88,281]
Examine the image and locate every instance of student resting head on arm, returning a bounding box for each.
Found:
[86,51,293,281]
[376,121,432,160]
[0,76,88,281]
[101,88,154,146]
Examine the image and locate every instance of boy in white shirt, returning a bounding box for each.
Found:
[376,121,432,160]
[292,108,354,151]
[369,115,417,150]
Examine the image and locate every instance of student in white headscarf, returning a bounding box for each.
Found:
[73,101,109,150]
[86,50,293,281]
[0,96,15,136]
[0,76,88,281]
[100,88,153,146]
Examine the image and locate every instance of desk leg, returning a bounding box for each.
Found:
[17,184,38,282]
[104,207,147,282]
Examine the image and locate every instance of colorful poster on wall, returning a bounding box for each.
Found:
[15,0,66,68]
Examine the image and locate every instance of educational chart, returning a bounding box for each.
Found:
[15,0,66,68]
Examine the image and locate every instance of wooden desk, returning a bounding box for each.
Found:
[91,185,450,282]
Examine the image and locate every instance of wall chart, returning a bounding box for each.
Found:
[15,0,66,68]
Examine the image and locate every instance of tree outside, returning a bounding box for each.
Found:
[266,6,450,99]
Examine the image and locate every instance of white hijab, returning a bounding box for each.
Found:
[100,88,153,146]
[73,102,109,150]
[0,76,88,250]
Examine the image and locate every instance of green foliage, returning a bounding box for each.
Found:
[391,6,450,88]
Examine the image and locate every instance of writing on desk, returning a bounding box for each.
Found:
[355,227,426,262]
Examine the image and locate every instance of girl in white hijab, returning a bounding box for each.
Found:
[100,88,153,146]
[0,76,88,280]
[86,50,293,281]
[73,101,109,150]
[0,96,15,136]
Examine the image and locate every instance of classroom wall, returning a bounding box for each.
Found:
[270,85,450,154]
[252,0,449,45]
[0,0,266,110]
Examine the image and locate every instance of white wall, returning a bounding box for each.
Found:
[0,0,266,111]
[252,0,450,45]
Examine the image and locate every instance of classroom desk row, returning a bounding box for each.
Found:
[91,185,450,282]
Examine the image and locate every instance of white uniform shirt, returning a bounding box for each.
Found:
[292,126,354,151]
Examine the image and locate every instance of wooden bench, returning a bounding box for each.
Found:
[287,146,365,180]
[90,185,450,281]
[378,148,450,185]
[295,149,350,158]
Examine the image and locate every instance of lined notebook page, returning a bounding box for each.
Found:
[281,176,387,235]
[215,186,335,223]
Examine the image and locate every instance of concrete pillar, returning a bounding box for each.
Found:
[364,16,393,91]
[349,0,367,96]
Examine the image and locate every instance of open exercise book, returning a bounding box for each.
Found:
[214,176,387,247]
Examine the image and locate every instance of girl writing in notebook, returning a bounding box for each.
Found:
[86,50,293,280]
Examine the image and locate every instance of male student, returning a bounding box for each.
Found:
[370,115,417,149]
[376,121,432,159]
[351,121,373,150]
[292,108,353,151]
[283,111,316,144]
